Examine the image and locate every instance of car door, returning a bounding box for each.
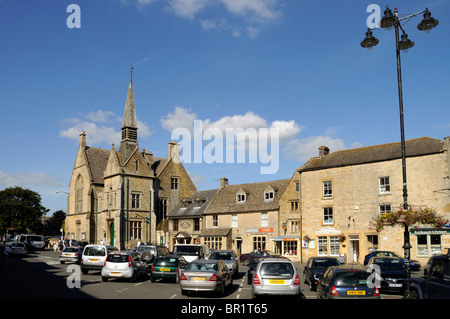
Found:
[317,268,331,298]
[133,253,145,275]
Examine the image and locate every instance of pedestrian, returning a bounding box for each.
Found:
[53,239,59,252]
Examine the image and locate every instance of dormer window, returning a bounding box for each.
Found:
[264,185,275,201]
[236,188,246,203]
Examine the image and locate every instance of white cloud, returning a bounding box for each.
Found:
[59,109,153,147]
[283,136,347,162]
[161,106,302,143]
[0,171,64,189]
[168,0,211,19]
[220,0,281,22]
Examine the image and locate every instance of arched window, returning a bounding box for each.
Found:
[75,175,84,213]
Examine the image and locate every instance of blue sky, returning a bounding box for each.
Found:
[1,0,449,215]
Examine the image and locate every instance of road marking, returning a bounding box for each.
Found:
[115,288,128,293]
[170,294,177,299]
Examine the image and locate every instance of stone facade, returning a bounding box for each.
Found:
[298,137,450,266]
[65,76,197,249]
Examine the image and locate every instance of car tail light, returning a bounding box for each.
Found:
[127,255,132,267]
[374,287,380,296]
[75,253,79,256]
[294,274,300,286]
[330,286,339,296]
[209,274,217,281]
[60,252,62,256]
[253,274,260,285]
[151,264,155,272]
[180,273,187,281]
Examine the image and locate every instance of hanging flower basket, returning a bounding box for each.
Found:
[371,207,449,232]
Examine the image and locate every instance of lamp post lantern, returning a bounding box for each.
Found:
[361,5,438,299]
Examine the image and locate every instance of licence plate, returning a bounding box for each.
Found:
[389,283,403,288]
[64,254,71,256]
[191,276,206,281]
[111,272,121,276]
[269,279,285,284]
[347,290,365,295]
[159,268,171,272]
[89,259,99,262]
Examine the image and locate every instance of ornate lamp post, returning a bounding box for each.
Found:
[361,5,438,298]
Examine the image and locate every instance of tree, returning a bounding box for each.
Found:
[43,210,66,236]
[0,187,49,235]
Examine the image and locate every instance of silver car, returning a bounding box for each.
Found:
[251,258,301,299]
[180,259,233,296]
[101,251,148,282]
[81,244,118,274]
[60,246,84,264]
[209,250,239,278]
[5,242,27,256]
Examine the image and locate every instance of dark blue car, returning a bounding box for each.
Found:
[363,251,420,271]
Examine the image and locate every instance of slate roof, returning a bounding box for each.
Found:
[299,137,445,172]
[84,147,110,184]
[168,189,218,219]
[205,179,290,214]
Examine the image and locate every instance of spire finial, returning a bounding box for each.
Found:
[130,65,134,82]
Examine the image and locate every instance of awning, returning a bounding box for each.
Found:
[199,228,232,237]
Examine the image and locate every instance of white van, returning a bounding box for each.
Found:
[18,234,45,250]
[81,244,118,274]
[172,244,210,262]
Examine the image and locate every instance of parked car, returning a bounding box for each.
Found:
[366,256,407,293]
[409,251,450,299]
[209,250,239,278]
[81,244,118,274]
[251,258,301,299]
[247,258,261,284]
[363,250,420,271]
[316,264,380,299]
[5,242,27,256]
[303,257,341,291]
[71,240,89,247]
[173,244,210,262]
[240,250,279,266]
[60,246,84,264]
[18,234,45,250]
[150,255,188,283]
[136,245,169,264]
[101,251,148,282]
[180,259,233,296]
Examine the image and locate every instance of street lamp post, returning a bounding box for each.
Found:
[361,5,438,298]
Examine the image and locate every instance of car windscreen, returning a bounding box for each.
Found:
[312,258,340,269]
[335,271,370,286]
[29,236,43,241]
[186,262,218,272]
[106,254,129,263]
[10,242,25,247]
[173,246,200,255]
[137,246,156,254]
[83,246,106,256]
[373,258,405,269]
[155,257,178,267]
[210,252,233,260]
[260,262,294,277]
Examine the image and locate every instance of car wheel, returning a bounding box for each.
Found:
[309,280,315,291]
[243,258,251,266]
[130,270,137,283]
[408,290,420,299]
[102,276,108,282]
[60,261,65,264]
[81,268,88,275]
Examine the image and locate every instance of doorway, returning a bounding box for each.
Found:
[110,222,114,246]
[349,235,360,263]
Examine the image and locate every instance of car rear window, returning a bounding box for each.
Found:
[106,254,129,263]
[210,252,233,260]
[186,262,218,272]
[335,271,370,286]
[260,262,294,277]
[155,257,178,267]
[83,246,106,256]
[63,247,80,253]
[312,258,340,268]
[173,245,200,255]
[11,243,25,247]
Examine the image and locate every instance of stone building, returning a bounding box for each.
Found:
[65,75,197,249]
[201,177,290,256]
[297,137,450,265]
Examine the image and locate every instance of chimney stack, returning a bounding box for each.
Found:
[79,131,86,149]
[220,177,229,189]
[319,146,330,158]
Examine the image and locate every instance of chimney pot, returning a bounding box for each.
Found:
[319,146,330,157]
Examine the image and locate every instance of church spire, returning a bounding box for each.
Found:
[121,66,138,141]
[119,67,139,163]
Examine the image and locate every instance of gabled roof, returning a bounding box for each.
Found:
[299,137,445,172]
[205,179,290,214]
[84,147,110,184]
[168,189,218,219]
